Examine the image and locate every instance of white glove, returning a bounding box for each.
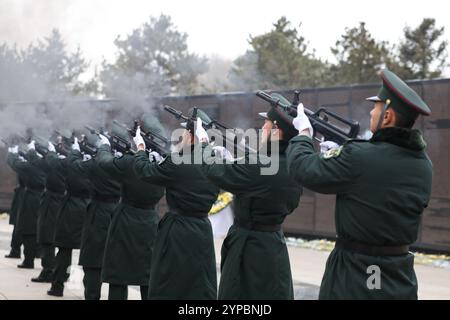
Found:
[99,134,110,146]
[293,103,313,137]
[83,154,92,161]
[18,156,26,162]
[72,137,80,151]
[48,142,56,153]
[149,150,162,163]
[320,140,340,154]
[58,155,67,159]
[114,151,123,158]
[27,140,36,151]
[195,117,209,143]
[212,146,233,161]
[133,127,146,150]
[10,145,19,154]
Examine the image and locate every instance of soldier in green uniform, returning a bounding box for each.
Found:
[96,119,165,300]
[7,142,46,269]
[68,134,121,300]
[4,168,25,259]
[46,142,92,297]
[287,69,433,299]
[132,111,220,300]
[194,99,302,299]
[29,142,66,283]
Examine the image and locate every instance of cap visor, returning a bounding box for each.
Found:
[366,96,382,102]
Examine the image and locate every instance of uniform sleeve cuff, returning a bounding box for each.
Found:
[290,135,314,144]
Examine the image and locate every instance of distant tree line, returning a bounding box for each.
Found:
[0,14,448,101]
[228,17,448,91]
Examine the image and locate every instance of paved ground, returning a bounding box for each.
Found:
[0,215,449,300]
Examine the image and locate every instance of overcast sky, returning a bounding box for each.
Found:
[1,0,449,75]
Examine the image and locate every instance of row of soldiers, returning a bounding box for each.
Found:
[4,69,433,299]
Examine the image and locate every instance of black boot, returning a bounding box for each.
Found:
[18,260,34,269]
[47,283,64,297]
[5,250,21,259]
[32,270,54,283]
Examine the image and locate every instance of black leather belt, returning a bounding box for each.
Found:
[93,194,120,203]
[336,238,410,256]
[121,199,155,210]
[235,220,282,232]
[171,210,208,219]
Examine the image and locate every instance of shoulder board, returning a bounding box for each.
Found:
[322,146,344,159]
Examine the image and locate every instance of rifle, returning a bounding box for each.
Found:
[113,120,170,157]
[55,129,96,156]
[85,125,134,155]
[54,131,74,156]
[138,119,171,157]
[78,132,97,156]
[256,90,360,144]
[163,105,257,155]
[1,138,27,159]
[3,134,49,157]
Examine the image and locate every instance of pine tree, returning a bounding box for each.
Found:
[394,18,448,79]
[330,22,395,85]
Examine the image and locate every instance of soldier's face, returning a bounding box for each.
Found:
[260,120,273,145]
[369,102,384,133]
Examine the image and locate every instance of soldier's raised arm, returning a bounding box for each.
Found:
[67,138,94,176]
[46,149,68,173]
[133,150,177,186]
[199,143,258,195]
[7,144,34,173]
[7,151,30,173]
[287,136,361,194]
[96,144,129,178]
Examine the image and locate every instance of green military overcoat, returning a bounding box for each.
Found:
[30,152,67,245]
[46,151,92,249]
[7,151,46,236]
[96,145,165,286]
[201,141,302,299]
[134,147,220,299]
[287,127,433,300]
[8,173,26,226]
[68,150,121,268]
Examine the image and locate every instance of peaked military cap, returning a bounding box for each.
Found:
[366,69,431,117]
[258,92,298,140]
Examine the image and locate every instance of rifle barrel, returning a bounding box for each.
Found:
[163,105,189,121]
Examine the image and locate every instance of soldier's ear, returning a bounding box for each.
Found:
[384,108,396,127]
